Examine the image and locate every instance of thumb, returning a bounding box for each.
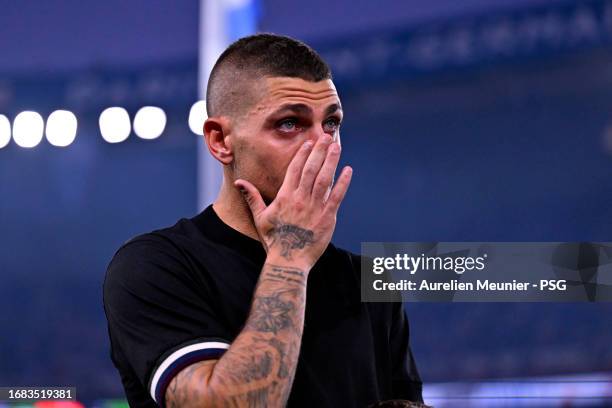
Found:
[234,179,266,216]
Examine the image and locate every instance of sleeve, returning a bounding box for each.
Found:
[389,302,424,402]
[103,235,233,406]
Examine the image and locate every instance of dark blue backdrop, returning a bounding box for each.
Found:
[0,0,611,402]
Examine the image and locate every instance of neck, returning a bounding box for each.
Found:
[212,176,261,242]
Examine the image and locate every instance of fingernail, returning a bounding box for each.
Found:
[303,141,313,149]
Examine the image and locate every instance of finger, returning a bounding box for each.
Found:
[280,140,314,192]
[234,179,266,216]
[325,166,353,213]
[299,135,333,195]
[311,142,341,201]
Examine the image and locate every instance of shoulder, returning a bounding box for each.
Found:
[325,244,373,288]
[107,215,209,273]
[107,232,184,277]
[325,244,360,270]
[319,244,363,289]
[104,218,204,299]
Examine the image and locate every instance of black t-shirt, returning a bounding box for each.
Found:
[103,205,422,407]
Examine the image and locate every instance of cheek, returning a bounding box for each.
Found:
[258,154,282,185]
[264,143,304,194]
[234,137,289,187]
[261,146,293,189]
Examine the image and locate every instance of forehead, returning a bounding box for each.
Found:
[254,77,340,112]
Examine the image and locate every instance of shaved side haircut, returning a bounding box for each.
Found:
[206,33,332,119]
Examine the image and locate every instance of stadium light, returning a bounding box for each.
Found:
[46,110,78,147]
[13,111,44,148]
[133,106,166,140]
[0,114,10,149]
[99,107,131,143]
[188,100,207,135]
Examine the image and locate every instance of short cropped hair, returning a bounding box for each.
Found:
[206,33,332,118]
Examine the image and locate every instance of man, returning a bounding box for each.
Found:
[103,33,423,407]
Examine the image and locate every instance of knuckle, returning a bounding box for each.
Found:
[314,179,329,191]
[303,166,316,177]
[293,200,305,212]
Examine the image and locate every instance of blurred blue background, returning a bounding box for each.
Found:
[1,0,611,406]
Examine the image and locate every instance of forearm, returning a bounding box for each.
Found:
[207,260,307,405]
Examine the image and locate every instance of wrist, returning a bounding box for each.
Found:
[264,253,313,274]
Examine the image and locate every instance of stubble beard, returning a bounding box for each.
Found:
[232,160,281,207]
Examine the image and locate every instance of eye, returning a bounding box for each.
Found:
[277,118,299,132]
[323,117,341,132]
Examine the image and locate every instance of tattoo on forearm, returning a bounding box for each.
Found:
[166,263,307,408]
[166,361,211,408]
[265,264,307,287]
[266,221,315,260]
[246,293,295,334]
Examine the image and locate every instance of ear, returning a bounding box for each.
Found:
[203,117,233,165]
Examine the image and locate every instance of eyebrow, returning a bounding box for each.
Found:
[270,102,343,117]
[325,103,343,116]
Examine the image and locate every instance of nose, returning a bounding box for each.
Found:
[307,127,338,145]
